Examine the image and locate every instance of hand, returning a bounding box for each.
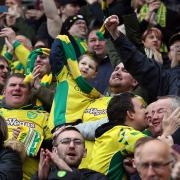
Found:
[12,127,21,139]
[45,149,72,172]
[104,15,120,40]
[170,45,180,68]
[5,37,14,54]
[0,27,16,44]
[152,48,163,64]
[148,1,161,13]
[32,65,41,89]
[162,107,180,136]
[144,1,161,23]
[157,135,174,146]
[38,148,50,180]
[123,158,136,174]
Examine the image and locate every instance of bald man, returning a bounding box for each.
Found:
[137,139,173,180]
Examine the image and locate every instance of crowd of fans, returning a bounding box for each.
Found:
[0,0,180,179]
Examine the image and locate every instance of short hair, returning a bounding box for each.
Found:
[142,27,162,42]
[4,73,31,90]
[107,92,135,124]
[52,126,85,147]
[157,95,180,111]
[87,27,100,39]
[78,52,99,71]
[0,115,8,147]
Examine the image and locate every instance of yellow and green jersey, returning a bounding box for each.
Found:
[79,96,111,169]
[0,107,52,180]
[49,67,95,130]
[49,35,101,131]
[82,96,111,122]
[89,124,146,180]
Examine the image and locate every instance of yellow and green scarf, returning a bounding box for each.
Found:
[139,2,167,27]
[56,35,101,98]
[25,48,52,87]
[24,48,53,109]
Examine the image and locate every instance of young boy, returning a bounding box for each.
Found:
[78,53,98,80]
[49,35,101,132]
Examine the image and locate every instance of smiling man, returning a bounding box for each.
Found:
[0,73,52,180]
[145,95,180,138]
[108,63,138,95]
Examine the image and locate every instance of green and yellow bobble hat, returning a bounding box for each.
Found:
[55,35,101,98]
[24,48,52,108]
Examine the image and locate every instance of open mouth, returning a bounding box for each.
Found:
[12,93,21,97]
[113,76,122,80]
[67,152,76,157]
[81,70,87,74]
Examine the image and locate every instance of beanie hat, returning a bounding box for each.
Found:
[169,32,180,46]
[64,14,86,31]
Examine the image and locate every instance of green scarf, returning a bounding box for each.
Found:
[139,2,167,27]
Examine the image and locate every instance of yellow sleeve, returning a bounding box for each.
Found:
[120,129,146,154]
[13,41,30,68]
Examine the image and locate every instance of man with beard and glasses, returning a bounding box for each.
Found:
[32,126,107,180]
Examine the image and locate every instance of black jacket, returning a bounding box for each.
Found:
[31,167,108,180]
[0,147,23,180]
[113,33,180,102]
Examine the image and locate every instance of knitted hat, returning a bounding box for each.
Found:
[58,0,86,6]
[64,14,86,31]
[169,32,180,46]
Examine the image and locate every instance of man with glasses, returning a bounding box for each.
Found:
[33,126,107,180]
[136,139,173,179]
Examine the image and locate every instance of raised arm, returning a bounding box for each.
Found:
[104,15,164,101]
[42,0,62,38]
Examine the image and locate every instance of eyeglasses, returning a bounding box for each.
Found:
[58,138,84,146]
[170,45,180,51]
[138,161,173,171]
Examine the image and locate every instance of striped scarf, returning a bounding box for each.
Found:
[56,35,101,98]
[25,48,52,87]
[24,48,53,109]
[139,2,167,27]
